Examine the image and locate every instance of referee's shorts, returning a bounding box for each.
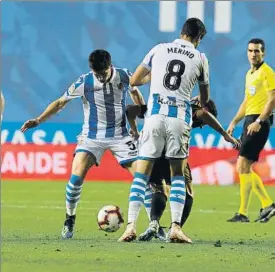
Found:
[239,114,273,162]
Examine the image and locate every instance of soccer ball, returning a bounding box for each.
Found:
[97,205,124,232]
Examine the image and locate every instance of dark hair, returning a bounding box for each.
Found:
[181,18,207,40]
[89,49,111,71]
[205,99,217,118]
[248,38,265,52]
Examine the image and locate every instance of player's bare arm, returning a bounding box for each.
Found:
[20,96,69,132]
[195,109,240,149]
[198,84,210,107]
[125,105,141,140]
[247,90,275,135]
[129,86,145,105]
[130,65,150,86]
[227,95,247,135]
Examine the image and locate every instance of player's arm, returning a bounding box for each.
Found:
[198,53,210,107]
[247,68,275,135]
[20,96,69,132]
[125,105,142,140]
[258,68,275,119]
[130,65,150,87]
[196,109,240,149]
[227,95,247,135]
[21,75,85,132]
[130,45,157,87]
[258,90,275,119]
[129,86,146,105]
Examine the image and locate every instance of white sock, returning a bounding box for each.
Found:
[144,184,153,220]
[169,176,186,223]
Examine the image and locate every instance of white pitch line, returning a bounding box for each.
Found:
[1,204,258,214]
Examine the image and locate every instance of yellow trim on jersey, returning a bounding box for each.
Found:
[245,63,275,115]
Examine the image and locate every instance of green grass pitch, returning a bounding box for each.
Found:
[1,181,275,272]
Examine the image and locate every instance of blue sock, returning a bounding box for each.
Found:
[128,172,149,223]
[66,174,84,216]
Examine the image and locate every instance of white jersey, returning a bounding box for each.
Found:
[63,68,133,139]
[142,39,209,125]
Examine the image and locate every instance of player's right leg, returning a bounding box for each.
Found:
[139,156,169,241]
[118,159,154,242]
[62,138,103,239]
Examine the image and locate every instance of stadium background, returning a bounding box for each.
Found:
[1,1,275,185]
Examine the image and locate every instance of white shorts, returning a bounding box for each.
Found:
[75,136,138,166]
[138,115,191,159]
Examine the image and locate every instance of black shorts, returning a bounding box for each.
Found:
[149,157,192,186]
[239,114,273,162]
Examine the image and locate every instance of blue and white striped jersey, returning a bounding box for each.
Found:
[142,39,209,127]
[63,68,133,139]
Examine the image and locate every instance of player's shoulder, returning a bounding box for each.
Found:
[76,71,93,82]
[148,42,168,52]
[262,62,275,74]
[115,67,132,76]
[114,67,132,85]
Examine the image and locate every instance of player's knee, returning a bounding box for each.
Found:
[136,160,154,176]
[236,157,252,174]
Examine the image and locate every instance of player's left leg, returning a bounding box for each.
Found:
[228,116,274,222]
[118,115,166,242]
[62,151,97,239]
[253,170,275,222]
[166,117,192,243]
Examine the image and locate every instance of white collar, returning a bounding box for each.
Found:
[173,39,195,48]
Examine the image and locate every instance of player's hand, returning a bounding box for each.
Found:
[20,118,40,132]
[247,122,261,135]
[129,129,139,140]
[223,133,241,150]
[226,122,236,135]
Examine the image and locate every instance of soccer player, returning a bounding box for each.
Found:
[125,98,240,241]
[20,49,145,238]
[118,18,209,243]
[227,39,275,223]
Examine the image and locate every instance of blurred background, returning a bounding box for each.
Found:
[1,1,275,185]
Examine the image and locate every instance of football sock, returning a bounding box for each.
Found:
[150,192,167,221]
[66,174,83,216]
[252,171,273,208]
[170,176,186,224]
[128,172,149,223]
[144,184,153,220]
[238,173,253,216]
[180,192,193,227]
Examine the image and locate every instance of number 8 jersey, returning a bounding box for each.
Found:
[142,39,209,125]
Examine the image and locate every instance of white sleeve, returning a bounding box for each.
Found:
[141,44,160,71]
[198,53,210,85]
[63,74,85,100]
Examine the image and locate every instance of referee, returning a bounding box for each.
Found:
[227,38,275,223]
